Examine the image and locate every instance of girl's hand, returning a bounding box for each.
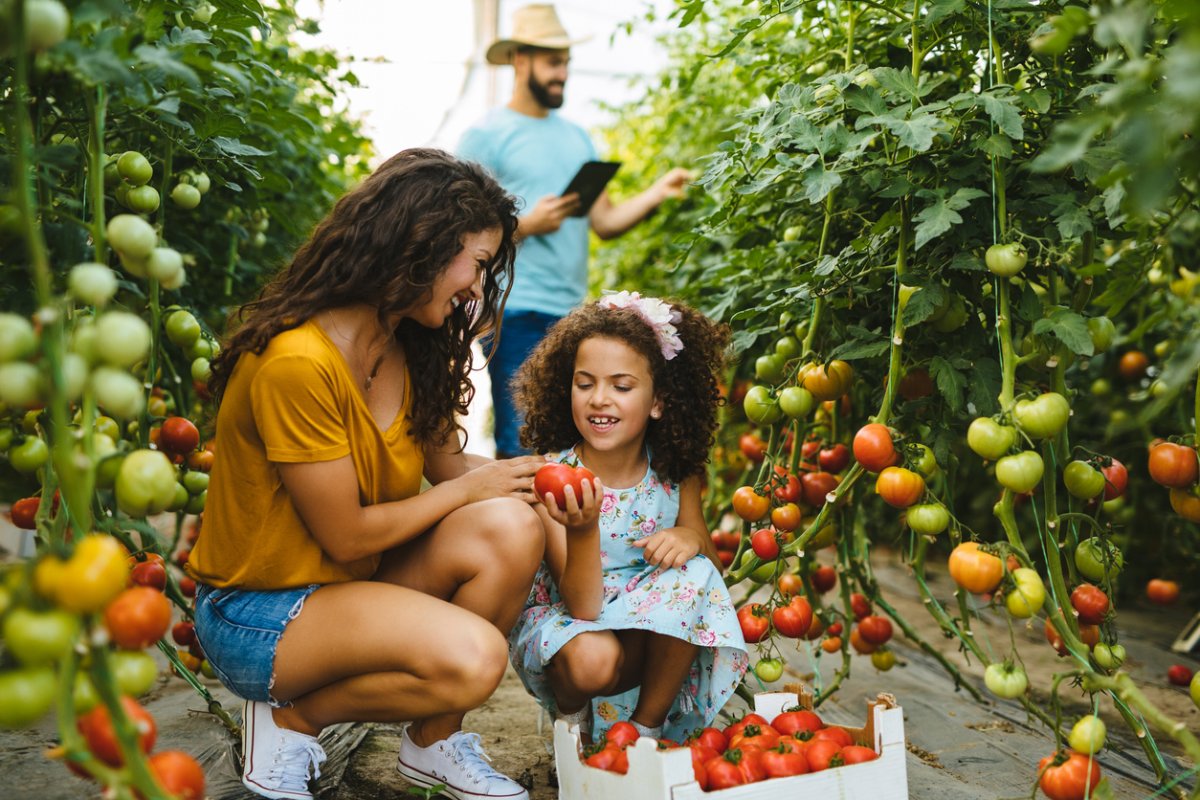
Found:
[541,476,604,534]
[459,455,543,504]
[633,526,702,569]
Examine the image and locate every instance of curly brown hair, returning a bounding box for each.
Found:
[210,148,518,448]
[514,299,729,484]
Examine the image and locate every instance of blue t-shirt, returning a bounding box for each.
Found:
[458,108,598,317]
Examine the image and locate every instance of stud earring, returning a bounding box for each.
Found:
[650,410,661,419]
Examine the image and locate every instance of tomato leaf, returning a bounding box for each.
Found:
[902,283,947,326]
[977,92,1024,140]
[1033,309,1094,356]
[929,356,967,411]
[827,327,890,361]
[913,188,987,249]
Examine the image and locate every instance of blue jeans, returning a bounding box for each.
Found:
[483,310,560,458]
[192,582,321,705]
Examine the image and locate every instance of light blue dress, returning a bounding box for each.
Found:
[508,449,748,742]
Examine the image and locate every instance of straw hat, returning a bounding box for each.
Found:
[485,4,589,66]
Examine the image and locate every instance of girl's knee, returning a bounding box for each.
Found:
[557,635,623,696]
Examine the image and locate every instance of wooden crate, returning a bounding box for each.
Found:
[554,689,908,800]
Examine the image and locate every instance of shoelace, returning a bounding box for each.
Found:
[447,732,505,784]
[268,736,327,792]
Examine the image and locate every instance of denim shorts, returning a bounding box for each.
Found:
[193,582,320,706]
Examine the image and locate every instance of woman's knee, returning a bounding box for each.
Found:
[473,498,544,568]
[427,623,509,709]
[555,635,623,696]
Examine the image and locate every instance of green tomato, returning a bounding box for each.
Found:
[94,311,152,369]
[754,353,786,384]
[1063,461,1105,500]
[1087,317,1115,353]
[754,658,784,683]
[191,357,212,384]
[967,417,1016,460]
[185,489,207,515]
[1068,715,1106,755]
[0,313,37,362]
[117,151,153,186]
[187,337,217,360]
[170,183,202,210]
[1092,642,1126,670]
[743,385,782,424]
[9,436,49,474]
[94,415,121,441]
[91,367,146,420]
[182,470,210,494]
[0,362,43,408]
[871,649,896,671]
[167,482,190,512]
[1013,393,1070,440]
[774,335,801,360]
[778,386,815,419]
[911,444,938,477]
[782,225,802,242]
[115,449,179,517]
[985,243,1028,277]
[983,662,1028,699]
[0,667,56,728]
[68,262,118,307]
[2,608,80,665]
[95,451,126,490]
[995,451,1044,494]
[146,248,183,286]
[930,294,968,333]
[73,671,100,713]
[25,0,70,52]
[106,214,157,260]
[1005,568,1046,618]
[1091,378,1112,397]
[1190,671,1200,710]
[907,503,949,535]
[126,185,161,215]
[737,550,782,583]
[1074,538,1123,582]
[185,170,211,194]
[112,650,159,697]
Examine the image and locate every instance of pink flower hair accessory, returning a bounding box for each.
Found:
[597,290,684,360]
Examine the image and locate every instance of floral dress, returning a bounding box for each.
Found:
[509,448,748,742]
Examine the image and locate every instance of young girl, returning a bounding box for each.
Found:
[509,291,748,744]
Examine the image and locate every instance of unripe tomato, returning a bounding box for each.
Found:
[146,247,184,284]
[743,385,782,424]
[25,0,71,51]
[754,353,786,384]
[117,151,153,186]
[1169,488,1200,523]
[91,367,146,420]
[106,214,157,260]
[164,310,202,349]
[967,417,1016,460]
[1068,715,1106,755]
[116,449,179,517]
[1074,538,1123,582]
[995,451,1044,494]
[191,357,212,383]
[778,386,815,419]
[58,536,130,613]
[1145,579,1179,606]
[1062,461,1105,499]
[0,362,43,409]
[2,607,80,665]
[126,185,161,214]
[111,650,159,697]
[9,436,50,474]
[853,423,896,472]
[1148,443,1199,489]
[1086,316,1115,353]
[985,242,1028,277]
[875,466,924,508]
[0,312,37,361]
[906,502,949,535]
[770,502,800,532]
[984,662,1027,698]
[1012,393,1069,439]
[94,311,152,369]
[1092,643,1125,670]
[1191,672,1200,710]
[1006,568,1046,618]
[799,360,852,401]
[754,658,783,682]
[0,667,56,728]
[871,649,896,671]
[171,183,202,209]
[948,542,1003,594]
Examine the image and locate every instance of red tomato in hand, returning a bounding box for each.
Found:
[534,463,597,511]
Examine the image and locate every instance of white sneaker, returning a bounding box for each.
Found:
[241,700,327,800]
[397,727,530,800]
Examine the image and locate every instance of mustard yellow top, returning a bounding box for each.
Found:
[188,319,423,590]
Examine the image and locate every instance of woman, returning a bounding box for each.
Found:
[187,149,543,800]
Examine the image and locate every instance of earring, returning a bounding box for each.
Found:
[650,410,661,419]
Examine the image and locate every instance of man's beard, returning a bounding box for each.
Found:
[528,73,564,109]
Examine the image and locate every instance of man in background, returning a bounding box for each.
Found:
[459,3,690,458]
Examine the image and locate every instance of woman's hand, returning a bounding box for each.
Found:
[633,526,703,569]
[540,475,603,535]
[457,455,543,504]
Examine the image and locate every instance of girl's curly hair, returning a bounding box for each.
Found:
[210,148,518,449]
[514,299,729,484]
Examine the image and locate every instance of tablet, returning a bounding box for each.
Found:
[562,161,621,217]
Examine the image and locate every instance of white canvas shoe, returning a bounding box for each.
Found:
[397,726,530,800]
[241,700,327,800]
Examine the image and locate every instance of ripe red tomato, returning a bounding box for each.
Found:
[1117,350,1149,381]
[738,604,770,643]
[818,443,850,473]
[1148,442,1199,489]
[1069,584,1109,625]
[1100,458,1127,500]
[813,726,853,748]
[147,750,205,800]
[850,592,871,620]
[1146,579,1180,606]
[723,713,770,741]
[172,620,197,648]
[772,596,813,638]
[801,437,822,461]
[729,723,781,751]
[534,463,597,511]
[584,743,628,773]
[9,496,39,529]
[875,467,925,508]
[858,615,894,645]
[687,727,728,754]
[811,565,837,593]
[800,471,839,507]
[777,573,803,598]
[849,627,877,654]
[897,367,934,401]
[716,550,734,568]
[1038,750,1102,800]
[772,469,802,503]
[772,709,823,736]
[761,746,809,777]
[1167,664,1194,686]
[77,696,157,766]
[104,587,172,649]
[158,416,200,456]
[840,744,879,764]
[704,753,745,789]
[711,529,740,550]
[739,433,767,463]
[604,720,639,749]
[804,615,825,640]
[805,738,843,772]
[821,636,842,653]
[732,486,770,521]
[750,528,781,560]
[770,502,802,532]
[853,424,897,472]
[826,621,844,637]
[179,576,197,598]
[129,560,167,591]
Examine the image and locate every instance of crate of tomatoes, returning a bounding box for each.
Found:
[554,689,907,799]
